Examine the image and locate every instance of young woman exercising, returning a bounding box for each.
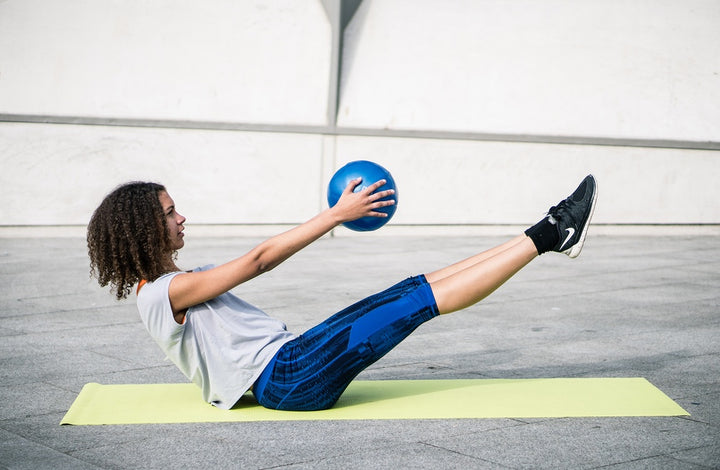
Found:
[87,175,597,411]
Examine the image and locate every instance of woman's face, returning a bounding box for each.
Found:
[158,191,186,251]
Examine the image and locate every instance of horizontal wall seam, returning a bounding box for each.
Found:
[1,114,718,151]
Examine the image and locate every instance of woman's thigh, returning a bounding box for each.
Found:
[253,275,438,411]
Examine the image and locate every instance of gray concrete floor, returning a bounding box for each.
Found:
[1,234,718,469]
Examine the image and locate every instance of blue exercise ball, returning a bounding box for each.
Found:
[327,160,398,231]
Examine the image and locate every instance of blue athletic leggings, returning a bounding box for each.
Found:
[252,275,439,411]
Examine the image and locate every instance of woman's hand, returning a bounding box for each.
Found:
[330,178,396,224]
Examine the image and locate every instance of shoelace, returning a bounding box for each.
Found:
[547,197,576,224]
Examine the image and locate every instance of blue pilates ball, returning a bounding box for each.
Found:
[327,160,398,232]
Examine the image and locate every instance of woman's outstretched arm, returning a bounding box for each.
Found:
[167,179,395,314]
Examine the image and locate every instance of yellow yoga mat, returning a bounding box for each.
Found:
[60,378,688,425]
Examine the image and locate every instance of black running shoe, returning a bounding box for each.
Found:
[548,175,598,258]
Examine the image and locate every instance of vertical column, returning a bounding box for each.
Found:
[320,0,363,235]
[320,0,363,128]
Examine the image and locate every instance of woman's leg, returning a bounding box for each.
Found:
[253,234,536,410]
[424,234,527,284]
[253,233,537,410]
[428,173,598,314]
[429,235,537,314]
[254,175,598,410]
[254,276,438,411]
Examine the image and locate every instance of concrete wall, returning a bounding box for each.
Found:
[0,0,330,124]
[339,0,720,142]
[1,0,718,235]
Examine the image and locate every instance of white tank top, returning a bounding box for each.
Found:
[136,265,296,409]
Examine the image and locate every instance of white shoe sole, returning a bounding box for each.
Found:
[564,176,598,259]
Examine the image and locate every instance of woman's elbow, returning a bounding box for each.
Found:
[252,251,279,275]
[255,259,276,275]
[246,242,285,277]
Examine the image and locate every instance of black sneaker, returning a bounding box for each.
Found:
[548,175,598,258]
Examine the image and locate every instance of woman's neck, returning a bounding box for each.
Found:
[162,258,181,273]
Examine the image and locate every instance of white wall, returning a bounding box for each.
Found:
[0,123,326,226]
[1,0,718,234]
[335,136,719,225]
[340,0,720,142]
[0,0,330,124]
[1,123,717,231]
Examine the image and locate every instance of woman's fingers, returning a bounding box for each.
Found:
[363,180,395,217]
[344,178,394,197]
[360,180,395,200]
[336,178,396,219]
[362,179,387,194]
[369,188,395,201]
[367,192,396,217]
[342,177,363,194]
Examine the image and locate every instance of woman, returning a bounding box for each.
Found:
[87,175,597,411]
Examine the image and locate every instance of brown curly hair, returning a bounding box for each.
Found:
[87,182,175,300]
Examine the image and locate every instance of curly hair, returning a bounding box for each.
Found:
[87,182,174,300]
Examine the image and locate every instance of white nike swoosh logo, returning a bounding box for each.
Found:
[559,227,575,251]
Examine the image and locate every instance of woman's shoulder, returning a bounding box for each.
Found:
[137,264,218,303]
[141,264,214,290]
[137,270,184,300]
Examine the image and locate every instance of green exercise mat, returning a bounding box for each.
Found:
[61,378,688,425]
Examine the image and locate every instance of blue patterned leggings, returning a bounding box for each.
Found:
[253,275,439,411]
